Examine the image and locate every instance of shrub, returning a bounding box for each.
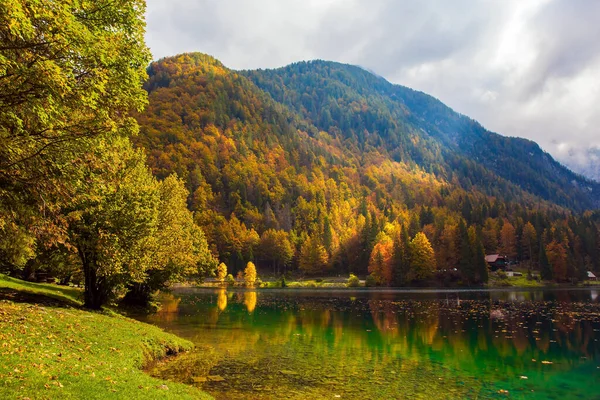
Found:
[365,274,377,287]
[497,270,508,280]
[347,274,360,287]
[315,278,323,283]
[280,276,287,288]
[225,274,235,287]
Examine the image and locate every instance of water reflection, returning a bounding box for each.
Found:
[243,291,257,313]
[216,289,227,311]
[143,289,600,399]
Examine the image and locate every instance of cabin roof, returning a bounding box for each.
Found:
[485,254,503,263]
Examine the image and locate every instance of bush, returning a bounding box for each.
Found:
[280,276,287,288]
[496,270,508,280]
[347,274,360,287]
[225,274,235,287]
[365,274,377,287]
[315,278,323,283]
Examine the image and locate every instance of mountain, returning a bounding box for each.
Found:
[242,60,600,210]
[133,53,600,279]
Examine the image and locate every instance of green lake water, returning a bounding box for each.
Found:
[135,288,600,399]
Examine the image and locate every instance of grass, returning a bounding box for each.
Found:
[0,274,83,306]
[0,274,212,399]
[488,275,548,288]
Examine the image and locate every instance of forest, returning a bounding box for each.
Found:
[2,3,599,311]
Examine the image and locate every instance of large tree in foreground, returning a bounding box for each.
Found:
[0,0,150,270]
[67,137,159,309]
[121,174,217,307]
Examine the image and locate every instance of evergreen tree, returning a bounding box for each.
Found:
[392,226,411,286]
[323,216,333,254]
[473,238,489,284]
[539,242,552,280]
[458,220,475,284]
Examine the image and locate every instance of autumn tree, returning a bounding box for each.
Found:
[368,236,393,285]
[522,222,537,262]
[122,174,216,306]
[481,218,499,254]
[0,0,150,269]
[67,138,159,309]
[216,263,228,283]
[258,229,294,274]
[244,261,257,287]
[408,232,436,282]
[499,220,517,259]
[546,241,567,282]
[299,236,329,275]
[437,224,458,271]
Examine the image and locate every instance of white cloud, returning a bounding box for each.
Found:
[145,0,600,179]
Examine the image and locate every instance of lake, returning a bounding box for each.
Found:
[135,288,600,399]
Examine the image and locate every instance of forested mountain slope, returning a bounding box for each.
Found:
[134,53,600,282]
[243,60,599,211]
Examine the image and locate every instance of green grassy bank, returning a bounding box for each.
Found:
[0,274,211,399]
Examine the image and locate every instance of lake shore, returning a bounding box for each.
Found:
[192,275,600,290]
[0,274,212,400]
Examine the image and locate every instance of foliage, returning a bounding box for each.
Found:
[368,236,393,285]
[539,242,552,281]
[244,262,257,287]
[365,274,378,287]
[216,263,228,283]
[132,52,600,288]
[225,273,235,287]
[408,232,436,282]
[259,229,294,274]
[0,0,151,270]
[121,174,216,306]
[67,137,160,309]
[299,236,329,275]
[546,240,568,282]
[347,273,361,287]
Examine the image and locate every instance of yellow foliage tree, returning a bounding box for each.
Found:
[408,232,436,282]
[216,262,228,283]
[299,236,329,275]
[244,261,257,287]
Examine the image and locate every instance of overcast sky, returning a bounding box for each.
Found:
[145,0,600,179]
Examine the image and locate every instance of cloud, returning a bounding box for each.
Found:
[145,0,600,180]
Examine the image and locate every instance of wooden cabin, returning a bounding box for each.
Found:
[485,254,508,271]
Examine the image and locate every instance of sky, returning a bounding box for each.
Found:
[145,0,600,180]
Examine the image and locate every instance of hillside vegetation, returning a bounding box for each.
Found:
[133,53,600,285]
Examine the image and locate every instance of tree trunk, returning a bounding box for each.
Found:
[78,245,106,310]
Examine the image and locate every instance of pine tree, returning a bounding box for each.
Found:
[392,226,411,286]
[458,220,475,284]
[539,242,552,281]
[473,239,489,284]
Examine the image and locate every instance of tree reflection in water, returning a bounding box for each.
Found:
[142,289,600,399]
